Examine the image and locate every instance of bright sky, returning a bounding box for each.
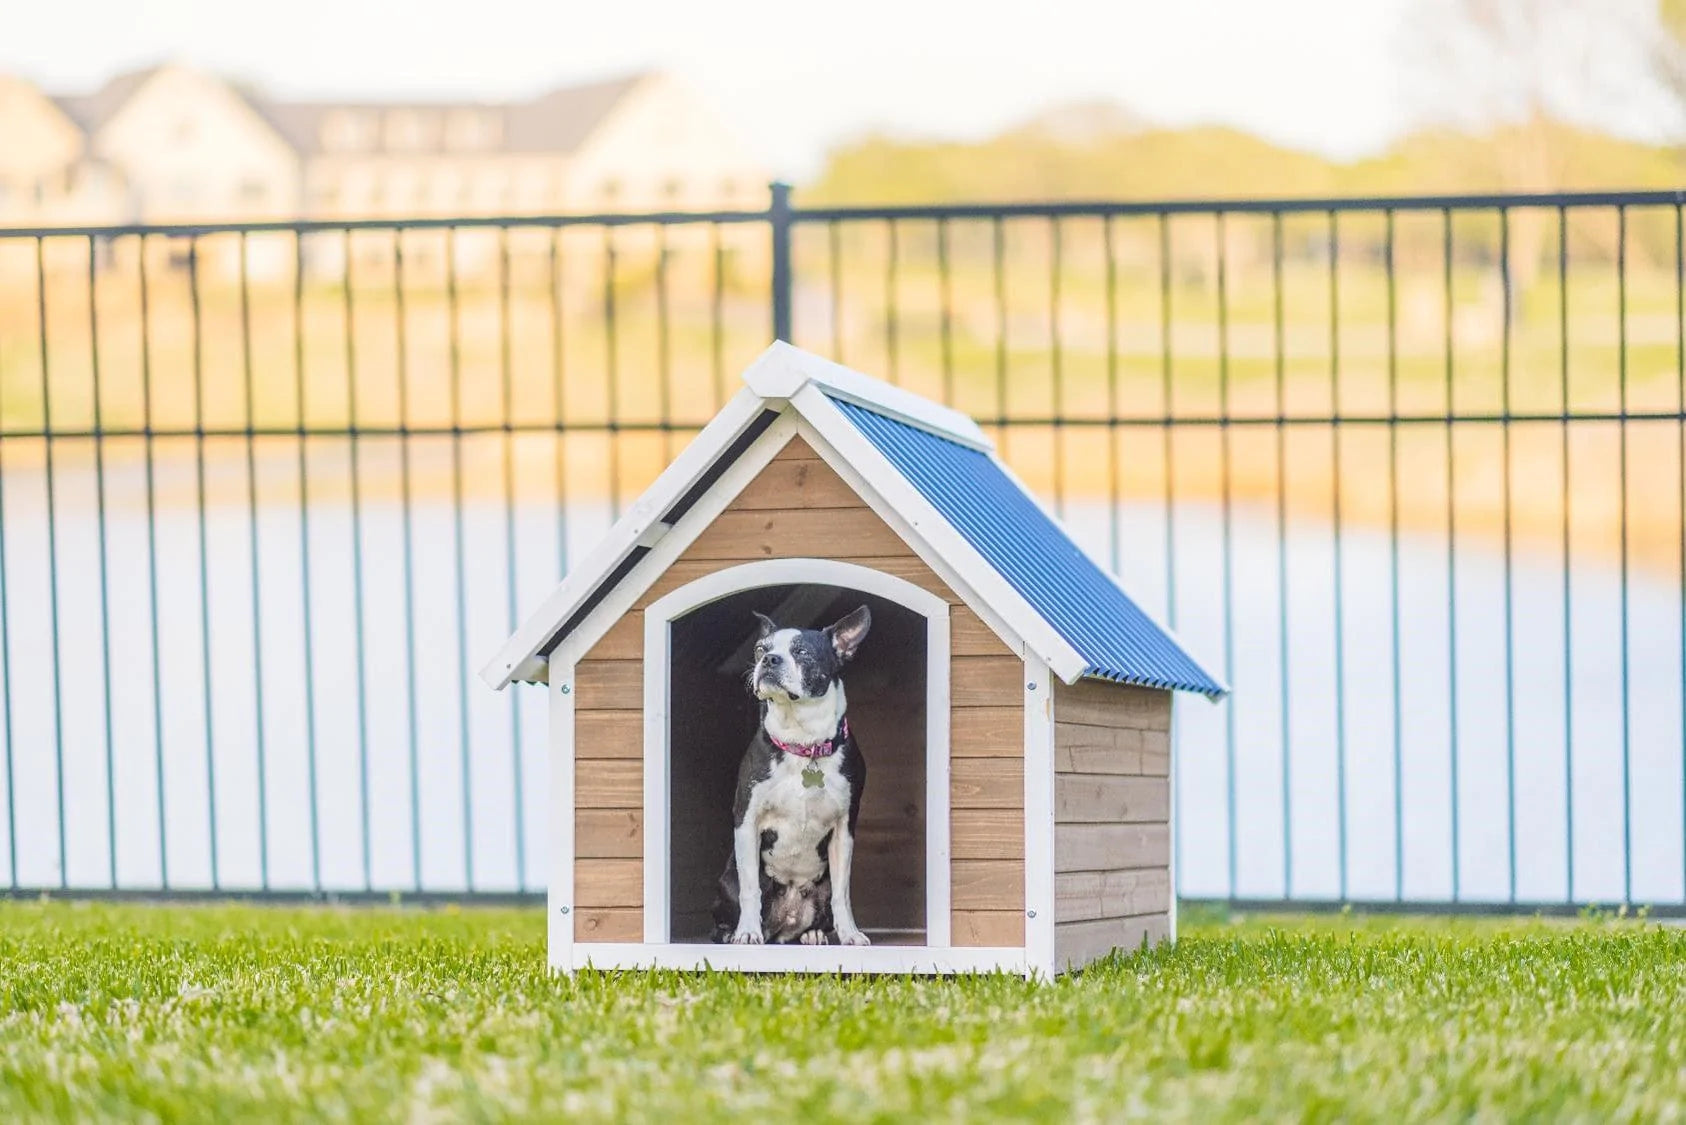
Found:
[0,0,1663,179]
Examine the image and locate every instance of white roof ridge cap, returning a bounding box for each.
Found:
[742,341,993,452]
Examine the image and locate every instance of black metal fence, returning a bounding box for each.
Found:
[1,185,1684,910]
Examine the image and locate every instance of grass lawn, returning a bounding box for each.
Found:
[0,903,1681,1122]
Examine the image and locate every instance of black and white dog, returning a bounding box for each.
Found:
[711,606,872,946]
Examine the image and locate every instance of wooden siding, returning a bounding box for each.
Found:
[572,435,1026,945]
[1051,680,1173,972]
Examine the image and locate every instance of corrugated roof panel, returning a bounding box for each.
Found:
[832,396,1225,697]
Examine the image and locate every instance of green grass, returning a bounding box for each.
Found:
[0,902,1682,1122]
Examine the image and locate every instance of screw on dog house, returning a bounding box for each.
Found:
[484,342,1226,977]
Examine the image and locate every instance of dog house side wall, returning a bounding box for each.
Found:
[1051,681,1173,972]
[570,436,1027,947]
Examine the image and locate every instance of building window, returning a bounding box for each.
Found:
[238,177,267,203]
[600,178,622,204]
[445,110,500,151]
[323,111,375,153]
[662,177,684,203]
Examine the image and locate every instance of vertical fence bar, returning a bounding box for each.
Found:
[35,238,68,888]
[187,237,219,890]
[1273,211,1292,898]
[292,232,325,890]
[394,229,422,891]
[88,237,117,888]
[770,182,793,343]
[447,227,475,891]
[1104,215,1121,574]
[603,227,620,519]
[1328,212,1348,901]
[1678,203,1685,903]
[341,229,365,893]
[885,220,899,385]
[1217,212,1237,898]
[655,224,672,457]
[1500,208,1517,903]
[0,255,12,888]
[1618,204,1632,905]
[1050,218,1065,517]
[828,220,843,364]
[551,230,569,573]
[1445,208,1461,902]
[1161,213,1180,895]
[1560,206,1574,902]
[938,217,954,405]
[1386,211,1405,901]
[711,225,726,409]
[1160,213,1176,632]
[238,234,271,890]
[499,226,526,891]
[993,217,1007,451]
[139,236,167,888]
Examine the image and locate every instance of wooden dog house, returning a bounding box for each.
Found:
[484,343,1225,976]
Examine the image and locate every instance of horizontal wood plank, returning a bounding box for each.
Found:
[575,858,642,908]
[951,707,1024,758]
[574,660,642,707]
[1054,913,1170,971]
[587,613,644,662]
[1054,681,1171,730]
[951,607,1015,657]
[575,759,641,808]
[1055,823,1169,872]
[951,757,1023,809]
[575,710,643,759]
[1055,868,1171,923]
[952,909,1025,947]
[951,809,1024,860]
[576,808,643,858]
[732,455,864,510]
[951,859,1025,911]
[950,656,1026,709]
[1054,775,1169,824]
[684,507,910,561]
[574,908,642,943]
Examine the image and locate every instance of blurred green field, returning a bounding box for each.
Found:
[0,901,1681,1122]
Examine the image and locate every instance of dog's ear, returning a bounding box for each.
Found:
[752,611,777,640]
[825,605,871,662]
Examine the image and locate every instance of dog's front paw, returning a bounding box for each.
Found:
[730,926,764,945]
[799,929,828,946]
[836,928,871,947]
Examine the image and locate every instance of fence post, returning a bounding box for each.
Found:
[770,181,793,342]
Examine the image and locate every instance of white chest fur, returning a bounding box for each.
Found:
[751,751,851,887]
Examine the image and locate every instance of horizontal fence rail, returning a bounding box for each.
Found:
[0,186,1681,912]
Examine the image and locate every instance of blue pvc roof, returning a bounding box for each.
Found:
[831,397,1226,697]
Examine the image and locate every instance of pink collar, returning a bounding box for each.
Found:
[768,717,849,759]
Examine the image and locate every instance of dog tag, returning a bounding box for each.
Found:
[802,765,824,788]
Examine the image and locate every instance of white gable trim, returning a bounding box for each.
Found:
[481,387,772,689]
[743,341,993,453]
[545,411,802,671]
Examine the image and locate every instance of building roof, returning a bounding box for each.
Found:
[44,65,650,157]
[484,343,1225,699]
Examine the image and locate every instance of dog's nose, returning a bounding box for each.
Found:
[762,653,782,667]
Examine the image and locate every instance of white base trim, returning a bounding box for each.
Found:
[572,943,1027,975]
